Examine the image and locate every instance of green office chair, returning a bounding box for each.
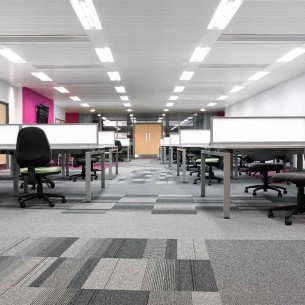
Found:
[16,127,66,208]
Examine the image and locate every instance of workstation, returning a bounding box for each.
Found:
[1,1,305,304]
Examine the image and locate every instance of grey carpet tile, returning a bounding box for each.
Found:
[152,209,197,215]
[62,209,108,214]
[116,239,148,259]
[111,204,154,210]
[143,240,167,260]
[147,291,193,305]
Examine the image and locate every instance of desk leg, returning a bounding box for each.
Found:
[223,152,231,219]
[116,150,119,175]
[12,154,19,196]
[169,147,172,169]
[61,154,65,178]
[85,151,91,202]
[65,153,69,177]
[163,147,166,163]
[176,150,180,176]
[182,149,187,183]
[101,152,105,188]
[201,153,205,197]
[127,147,131,162]
[234,154,238,179]
[297,154,303,170]
[109,149,113,180]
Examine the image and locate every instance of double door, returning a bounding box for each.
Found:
[134,123,162,157]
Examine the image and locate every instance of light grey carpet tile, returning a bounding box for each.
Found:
[62,209,107,214]
[82,258,118,289]
[0,287,43,305]
[102,239,125,258]
[192,292,222,305]
[206,240,305,305]
[193,240,209,260]
[20,238,60,257]
[60,238,91,258]
[141,259,176,291]
[0,236,28,255]
[152,209,197,215]
[156,198,194,203]
[73,238,103,259]
[143,240,167,260]
[0,257,29,280]
[105,259,148,290]
[147,291,192,305]
[119,196,157,203]
[91,239,113,258]
[69,202,115,209]
[177,240,196,260]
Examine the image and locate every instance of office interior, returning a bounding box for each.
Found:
[1,1,305,304]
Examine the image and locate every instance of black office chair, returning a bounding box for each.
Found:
[69,154,98,182]
[16,127,66,208]
[244,154,287,197]
[115,140,124,162]
[193,157,223,185]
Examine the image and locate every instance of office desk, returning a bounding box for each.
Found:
[201,144,305,219]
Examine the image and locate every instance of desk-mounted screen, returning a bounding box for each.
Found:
[163,137,170,146]
[21,124,98,145]
[180,129,210,146]
[99,131,115,146]
[170,133,180,146]
[160,139,164,146]
[116,138,130,146]
[0,125,20,145]
[211,117,305,144]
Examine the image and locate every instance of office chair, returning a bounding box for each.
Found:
[69,154,98,182]
[16,127,66,208]
[115,140,124,162]
[244,154,287,197]
[193,157,223,185]
[268,172,305,225]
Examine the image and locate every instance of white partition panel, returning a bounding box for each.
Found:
[180,129,210,146]
[99,131,115,146]
[211,117,305,144]
[22,124,98,145]
[160,139,164,146]
[170,133,180,145]
[116,138,130,146]
[0,125,20,145]
[163,137,170,146]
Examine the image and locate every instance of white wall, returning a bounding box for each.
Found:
[54,105,65,122]
[226,72,305,117]
[0,80,22,123]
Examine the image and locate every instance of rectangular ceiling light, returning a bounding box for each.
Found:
[200,108,206,111]
[123,103,131,107]
[248,71,270,81]
[107,71,121,81]
[95,47,114,62]
[80,103,90,107]
[180,71,194,81]
[190,47,211,62]
[207,102,217,107]
[174,86,185,93]
[69,96,81,101]
[115,86,126,93]
[277,47,305,63]
[120,96,129,101]
[230,85,245,93]
[169,96,179,101]
[31,72,52,82]
[217,95,229,100]
[207,0,244,30]
[0,48,26,63]
[70,0,102,30]
[90,109,96,112]
[166,102,174,107]
[54,86,69,93]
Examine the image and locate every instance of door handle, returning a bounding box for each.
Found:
[145,133,148,142]
[149,133,151,142]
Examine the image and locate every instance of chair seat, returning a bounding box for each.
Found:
[21,166,61,175]
[272,171,305,185]
[196,158,219,165]
[250,163,283,172]
[77,157,98,163]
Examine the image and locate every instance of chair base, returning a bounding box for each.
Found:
[69,172,98,182]
[18,193,66,208]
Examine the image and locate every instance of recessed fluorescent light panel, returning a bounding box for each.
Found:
[126,108,133,112]
[276,47,305,63]
[123,103,131,107]
[174,86,185,93]
[207,103,217,107]
[120,96,129,101]
[90,109,96,112]
[248,71,270,81]
[166,102,174,107]
[190,47,211,62]
[107,71,121,81]
[0,48,26,63]
[95,47,114,62]
[70,0,102,30]
[180,71,194,81]
[200,108,206,112]
[164,109,169,112]
[54,86,69,93]
[80,103,90,107]
[169,96,179,101]
[69,96,81,101]
[217,95,228,101]
[207,0,244,30]
[31,72,52,82]
[115,86,126,93]
[230,85,245,93]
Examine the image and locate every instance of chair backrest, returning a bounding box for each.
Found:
[16,127,51,168]
[115,140,122,151]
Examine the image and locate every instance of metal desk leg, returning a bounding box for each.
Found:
[230,153,234,178]
[101,152,105,188]
[61,154,65,178]
[181,149,187,183]
[127,147,131,162]
[109,149,113,180]
[177,150,180,176]
[297,153,303,170]
[12,154,19,196]
[85,151,91,202]
[169,147,173,169]
[223,152,231,219]
[234,154,238,179]
[201,152,205,197]
[163,147,166,163]
[115,150,119,175]
[65,153,69,177]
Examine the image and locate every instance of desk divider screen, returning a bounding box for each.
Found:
[21,124,98,145]
[98,131,115,146]
[211,117,305,144]
[163,137,170,146]
[179,129,210,146]
[160,139,164,146]
[116,138,130,146]
[0,125,20,145]
[170,133,180,146]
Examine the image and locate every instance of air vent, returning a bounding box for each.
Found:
[219,34,305,42]
[0,35,89,43]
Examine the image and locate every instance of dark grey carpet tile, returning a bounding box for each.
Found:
[92,196,123,200]
[92,290,150,305]
[36,238,78,257]
[156,198,194,203]
[68,258,100,288]
[67,289,97,305]
[91,239,113,258]
[125,195,158,198]
[196,206,239,211]
[147,291,192,305]
[132,181,146,184]
[143,240,167,259]
[31,288,77,305]
[112,204,154,210]
[152,210,197,215]
[63,210,107,214]
[165,240,177,259]
[30,257,66,287]
[102,239,125,258]
[116,239,148,259]
[175,260,193,291]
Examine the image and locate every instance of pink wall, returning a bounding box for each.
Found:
[22,88,54,124]
[65,113,79,123]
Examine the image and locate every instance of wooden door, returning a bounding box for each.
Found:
[147,124,162,155]
[134,124,149,156]
[0,103,7,166]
